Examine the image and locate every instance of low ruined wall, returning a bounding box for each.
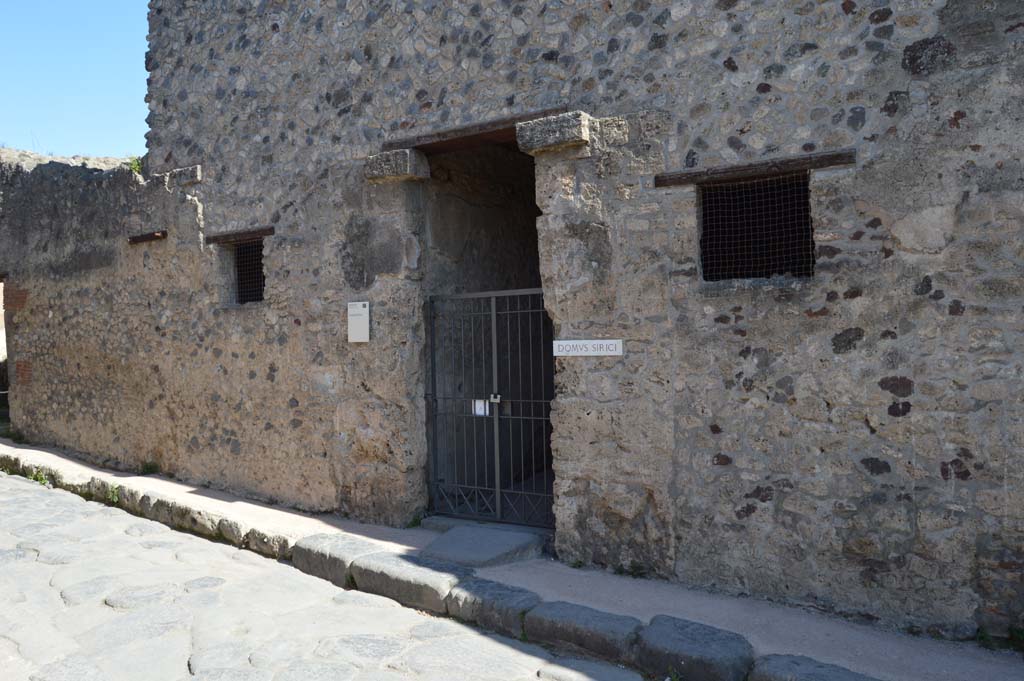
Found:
[0,159,429,524]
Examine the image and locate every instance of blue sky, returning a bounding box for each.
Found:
[1,2,149,158]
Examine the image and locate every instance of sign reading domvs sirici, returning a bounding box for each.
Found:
[553,339,623,357]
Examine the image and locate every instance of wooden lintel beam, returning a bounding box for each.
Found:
[381,106,570,153]
[205,227,275,245]
[654,149,857,188]
[127,230,168,245]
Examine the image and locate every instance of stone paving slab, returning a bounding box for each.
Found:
[635,614,754,681]
[749,655,884,681]
[524,601,642,662]
[420,524,544,567]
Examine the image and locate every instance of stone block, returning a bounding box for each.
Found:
[445,577,541,637]
[365,149,430,182]
[216,518,249,546]
[749,655,883,681]
[420,525,544,566]
[348,551,470,614]
[291,533,382,587]
[523,601,641,662]
[244,529,292,560]
[634,615,753,681]
[890,204,955,253]
[517,111,593,155]
[163,164,202,187]
[538,658,643,681]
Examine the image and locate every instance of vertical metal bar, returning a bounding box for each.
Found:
[540,296,550,511]
[506,298,514,519]
[491,295,502,521]
[481,299,488,506]
[446,313,454,509]
[428,298,438,510]
[527,296,536,521]
[460,311,469,511]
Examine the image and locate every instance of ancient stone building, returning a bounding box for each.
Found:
[1,1,1021,639]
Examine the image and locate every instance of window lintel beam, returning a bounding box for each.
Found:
[654,149,856,188]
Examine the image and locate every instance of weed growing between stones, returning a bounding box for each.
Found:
[976,626,1024,655]
[127,157,143,175]
[613,561,650,578]
[140,461,160,475]
[29,468,47,485]
[106,485,120,505]
[1010,627,1024,654]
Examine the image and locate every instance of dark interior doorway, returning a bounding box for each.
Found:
[421,144,542,294]
[422,141,555,527]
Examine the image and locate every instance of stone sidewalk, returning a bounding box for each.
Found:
[0,474,634,681]
[2,439,1021,681]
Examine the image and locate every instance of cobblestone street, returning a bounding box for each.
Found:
[0,473,596,681]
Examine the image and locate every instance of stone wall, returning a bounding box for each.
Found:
[0,0,1020,638]
[0,158,428,524]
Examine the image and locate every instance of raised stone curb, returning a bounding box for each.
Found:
[524,601,642,662]
[634,615,754,681]
[445,577,541,637]
[749,655,884,681]
[348,551,471,614]
[0,450,292,559]
[292,533,382,587]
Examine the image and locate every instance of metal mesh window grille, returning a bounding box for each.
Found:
[233,239,265,304]
[699,172,814,282]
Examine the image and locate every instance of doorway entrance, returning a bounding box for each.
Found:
[416,132,554,527]
[427,289,555,527]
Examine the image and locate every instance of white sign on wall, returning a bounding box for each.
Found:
[348,302,370,343]
[553,339,623,357]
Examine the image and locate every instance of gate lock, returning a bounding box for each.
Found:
[489,394,501,404]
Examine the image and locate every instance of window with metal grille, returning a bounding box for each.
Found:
[232,239,265,304]
[698,173,814,282]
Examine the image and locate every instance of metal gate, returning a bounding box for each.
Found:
[427,288,555,527]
